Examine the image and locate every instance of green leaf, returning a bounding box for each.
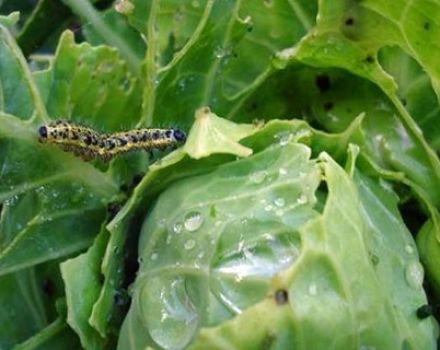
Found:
[273,0,440,207]
[16,0,72,57]
[60,229,109,350]
[378,46,440,151]
[0,23,48,122]
[183,107,256,159]
[61,0,142,74]
[91,109,259,337]
[0,268,48,348]
[12,318,81,350]
[33,31,142,132]
[123,0,318,127]
[0,114,119,276]
[118,139,322,349]
[83,7,146,61]
[186,148,436,349]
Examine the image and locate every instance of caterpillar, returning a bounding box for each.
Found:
[38,120,186,162]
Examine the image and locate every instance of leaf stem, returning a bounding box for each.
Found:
[12,319,67,350]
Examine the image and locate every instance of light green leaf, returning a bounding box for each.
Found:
[62,0,142,74]
[0,268,47,349]
[60,229,109,350]
[118,139,323,349]
[123,0,318,128]
[0,23,48,122]
[184,107,256,159]
[0,114,119,276]
[33,31,142,132]
[186,147,436,350]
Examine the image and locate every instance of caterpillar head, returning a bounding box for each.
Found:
[172,129,186,143]
[38,125,48,143]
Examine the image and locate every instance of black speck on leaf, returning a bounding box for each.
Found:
[274,289,289,305]
[315,74,331,93]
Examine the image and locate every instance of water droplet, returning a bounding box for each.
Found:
[197,252,205,259]
[143,277,199,350]
[274,131,291,146]
[151,253,158,261]
[184,212,203,232]
[359,345,376,350]
[264,204,274,212]
[308,284,317,296]
[275,209,284,216]
[115,0,134,15]
[214,46,226,59]
[264,0,273,7]
[173,221,183,234]
[138,256,144,264]
[184,239,196,250]
[249,171,267,184]
[178,78,186,90]
[166,235,172,244]
[118,78,131,90]
[297,194,308,204]
[405,244,414,254]
[191,0,199,7]
[405,260,424,289]
[279,167,288,176]
[274,197,285,207]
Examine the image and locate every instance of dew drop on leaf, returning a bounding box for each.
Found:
[405,260,424,289]
[143,277,199,350]
[249,170,267,184]
[279,167,288,176]
[184,239,196,250]
[405,244,414,254]
[150,253,158,261]
[297,194,308,204]
[308,283,317,296]
[173,221,183,234]
[274,197,285,207]
[184,212,203,232]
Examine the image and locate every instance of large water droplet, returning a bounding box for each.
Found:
[308,283,317,296]
[405,244,414,254]
[141,277,199,350]
[184,212,203,232]
[249,170,267,184]
[405,260,424,289]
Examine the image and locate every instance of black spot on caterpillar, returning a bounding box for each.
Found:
[38,120,186,161]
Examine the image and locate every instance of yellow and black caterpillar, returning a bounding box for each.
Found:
[38,120,186,161]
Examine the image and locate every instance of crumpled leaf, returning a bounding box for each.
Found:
[33,31,142,132]
[186,146,437,350]
[117,116,437,349]
[184,107,256,159]
[92,108,260,337]
[60,228,108,350]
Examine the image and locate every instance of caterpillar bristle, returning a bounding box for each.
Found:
[38,120,186,162]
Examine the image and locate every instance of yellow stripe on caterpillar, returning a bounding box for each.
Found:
[38,120,186,161]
